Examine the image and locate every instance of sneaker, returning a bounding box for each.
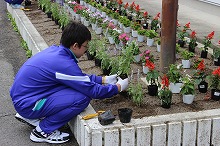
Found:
[11,4,24,9]
[15,113,40,127]
[30,128,70,144]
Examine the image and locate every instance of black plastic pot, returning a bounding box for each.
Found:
[86,52,96,60]
[200,50,208,58]
[25,0,31,6]
[198,81,208,93]
[118,108,132,123]
[188,45,195,53]
[136,19,141,24]
[214,57,220,66]
[127,15,132,21]
[148,85,158,96]
[211,89,220,101]
[177,40,185,48]
[46,11,52,18]
[119,74,128,80]
[95,58,102,67]
[161,101,171,109]
[143,23,148,29]
[102,67,111,75]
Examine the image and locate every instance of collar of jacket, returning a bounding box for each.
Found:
[60,45,78,63]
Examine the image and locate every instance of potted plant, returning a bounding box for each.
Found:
[180,50,194,68]
[58,9,70,30]
[140,50,154,74]
[188,30,198,53]
[95,17,103,35]
[121,17,131,33]
[127,81,144,106]
[44,0,52,18]
[117,43,134,79]
[111,29,121,49]
[94,39,106,67]
[142,11,151,29]
[167,64,183,93]
[158,74,172,108]
[109,56,120,75]
[156,37,161,52]
[87,39,98,60]
[110,11,120,25]
[137,29,147,42]
[207,67,220,100]
[150,12,160,31]
[100,51,111,75]
[131,22,141,38]
[51,2,60,24]
[119,33,130,47]
[200,31,215,58]
[145,61,160,96]
[193,59,208,93]
[180,76,195,104]
[145,29,158,47]
[129,41,141,62]
[176,21,191,47]
[212,41,220,66]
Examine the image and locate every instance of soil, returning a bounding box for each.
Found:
[23,2,220,120]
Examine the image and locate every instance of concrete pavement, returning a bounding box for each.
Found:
[0,1,78,145]
[123,0,220,47]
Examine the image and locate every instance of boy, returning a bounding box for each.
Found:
[10,21,129,144]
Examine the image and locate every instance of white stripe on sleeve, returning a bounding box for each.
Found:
[55,72,90,82]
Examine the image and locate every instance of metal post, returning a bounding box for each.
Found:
[160,0,178,73]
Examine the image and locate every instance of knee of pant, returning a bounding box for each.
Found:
[71,96,90,110]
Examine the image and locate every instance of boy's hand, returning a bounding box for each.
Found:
[116,77,129,92]
[104,74,117,84]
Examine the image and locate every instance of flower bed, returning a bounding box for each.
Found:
[8,1,220,145]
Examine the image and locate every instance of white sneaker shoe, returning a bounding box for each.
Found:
[15,113,40,127]
[11,4,24,9]
[30,128,70,144]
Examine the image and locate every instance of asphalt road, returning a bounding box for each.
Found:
[123,0,220,46]
[0,1,78,146]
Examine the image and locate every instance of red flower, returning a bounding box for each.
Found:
[117,0,123,5]
[161,74,169,88]
[130,2,135,10]
[190,30,196,38]
[135,4,140,12]
[154,12,160,20]
[124,2,129,9]
[207,31,215,39]
[212,67,220,76]
[156,12,160,18]
[145,60,155,71]
[197,59,205,71]
[185,22,190,29]
[143,11,148,18]
[176,20,180,27]
[218,40,220,45]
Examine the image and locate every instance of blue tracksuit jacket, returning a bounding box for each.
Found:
[10,45,118,133]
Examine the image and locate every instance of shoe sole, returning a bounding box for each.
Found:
[15,116,36,128]
[30,133,69,144]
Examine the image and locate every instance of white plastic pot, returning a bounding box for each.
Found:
[183,94,195,104]
[169,82,183,94]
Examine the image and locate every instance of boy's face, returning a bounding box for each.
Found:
[71,41,89,58]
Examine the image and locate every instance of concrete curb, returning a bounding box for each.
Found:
[7,3,48,55]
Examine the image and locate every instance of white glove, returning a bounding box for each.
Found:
[105,74,117,84]
[116,77,129,92]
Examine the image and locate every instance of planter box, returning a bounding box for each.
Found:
[9,3,220,146]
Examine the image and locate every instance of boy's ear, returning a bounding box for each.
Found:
[71,43,78,50]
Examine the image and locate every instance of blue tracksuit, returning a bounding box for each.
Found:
[10,45,118,133]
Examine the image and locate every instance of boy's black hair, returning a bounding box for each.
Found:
[60,21,91,48]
